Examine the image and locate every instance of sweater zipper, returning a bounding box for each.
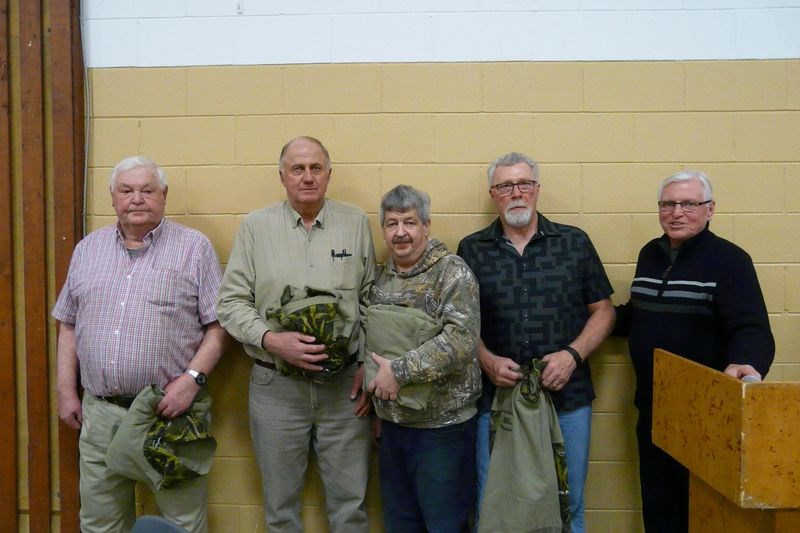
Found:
[659,265,672,297]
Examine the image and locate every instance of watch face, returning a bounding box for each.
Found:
[195,373,207,385]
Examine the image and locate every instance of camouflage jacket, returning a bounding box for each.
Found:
[368,239,481,428]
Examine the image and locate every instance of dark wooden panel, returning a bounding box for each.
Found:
[50,1,83,531]
[0,0,19,529]
[19,0,52,531]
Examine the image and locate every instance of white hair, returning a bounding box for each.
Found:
[109,156,167,190]
[658,170,713,201]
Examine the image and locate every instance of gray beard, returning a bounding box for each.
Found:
[504,205,533,228]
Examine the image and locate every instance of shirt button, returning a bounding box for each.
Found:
[120,302,125,307]
[126,274,131,279]
[114,330,119,335]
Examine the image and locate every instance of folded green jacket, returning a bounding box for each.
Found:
[106,385,216,490]
[268,285,356,380]
[364,303,442,411]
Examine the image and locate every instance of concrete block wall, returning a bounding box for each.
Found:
[85,59,800,532]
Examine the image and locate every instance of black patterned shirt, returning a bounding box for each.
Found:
[457,214,613,411]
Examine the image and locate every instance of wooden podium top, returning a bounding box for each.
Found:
[653,349,800,509]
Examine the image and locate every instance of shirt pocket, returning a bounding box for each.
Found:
[329,256,359,291]
[147,268,196,313]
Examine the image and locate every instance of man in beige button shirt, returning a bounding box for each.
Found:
[216,136,375,532]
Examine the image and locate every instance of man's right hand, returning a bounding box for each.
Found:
[57,389,83,430]
[481,352,522,388]
[261,330,328,371]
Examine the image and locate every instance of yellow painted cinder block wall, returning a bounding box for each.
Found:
[86,60,800,532]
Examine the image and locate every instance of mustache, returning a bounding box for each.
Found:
[392,236,413,244]
[507,200,529,210]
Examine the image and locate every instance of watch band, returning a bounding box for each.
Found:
[186,368,207,385]
[560,345,583,367]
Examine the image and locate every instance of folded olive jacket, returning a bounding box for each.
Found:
[105,385,216,490]
[268,285,357,380]
[364,303,442,410]
[479,361,571,533]
[367,239,481,428]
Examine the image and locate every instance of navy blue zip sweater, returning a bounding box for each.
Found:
[615,226,774,410]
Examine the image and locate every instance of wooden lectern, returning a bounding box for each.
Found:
[652,349,800,532]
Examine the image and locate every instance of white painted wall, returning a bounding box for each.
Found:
[82,0,800,67]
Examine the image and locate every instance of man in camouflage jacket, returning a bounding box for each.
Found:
[366,185,481,533]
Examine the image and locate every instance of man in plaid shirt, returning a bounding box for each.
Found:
[52,156,227,533]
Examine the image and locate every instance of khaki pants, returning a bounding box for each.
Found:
[249,362,371,533]
[79,394,209,533]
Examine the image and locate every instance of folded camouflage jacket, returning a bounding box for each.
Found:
[479,361,571,533]
[105,385,216,490]
[364,303,442,410]
[267,285,357,381]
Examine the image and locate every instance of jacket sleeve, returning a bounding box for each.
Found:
[391,257,480,385]
[612,302,632,337]
[716,248,775,377]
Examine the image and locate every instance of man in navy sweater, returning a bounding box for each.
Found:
[615,170,774,533]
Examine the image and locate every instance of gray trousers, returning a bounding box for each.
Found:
[249,362,370,533]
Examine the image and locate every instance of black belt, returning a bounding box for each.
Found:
[254,359,278,370]
[255,353,358,372]
[98,395,136,409]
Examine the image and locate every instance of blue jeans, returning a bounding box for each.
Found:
[474,408,491,527]
[475,404,591,533]
[558,404,592,533]
[379,416,477,533]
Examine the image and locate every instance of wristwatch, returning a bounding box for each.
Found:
[186,369,207,386]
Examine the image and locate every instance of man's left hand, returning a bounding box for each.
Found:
[724,363,762,381]
[367,352,400,401]
[540,349,577,392]
[157,373,199,418]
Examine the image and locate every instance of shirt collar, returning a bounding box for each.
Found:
[115,218,167,247]
[283,199,327,229]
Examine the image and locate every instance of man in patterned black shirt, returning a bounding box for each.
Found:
[457,152,615,533]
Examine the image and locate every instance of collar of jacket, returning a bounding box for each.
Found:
[657,223,712,256]
[387,239,449,278]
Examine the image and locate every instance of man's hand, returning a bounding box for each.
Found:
[351,364,371,417]
[540,349,577,392]
[57,389,83,430]
[724,363,762,381]
[367,352,400,401]
[480,352,522,388]
[262,330,328,371]
[157,373,199,418]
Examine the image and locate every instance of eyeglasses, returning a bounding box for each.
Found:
[657,200,712,213]
[490,180,538,196]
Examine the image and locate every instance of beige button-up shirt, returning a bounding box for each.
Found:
[216,199,376,364]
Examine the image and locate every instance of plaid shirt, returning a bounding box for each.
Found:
[52,219,222,397]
